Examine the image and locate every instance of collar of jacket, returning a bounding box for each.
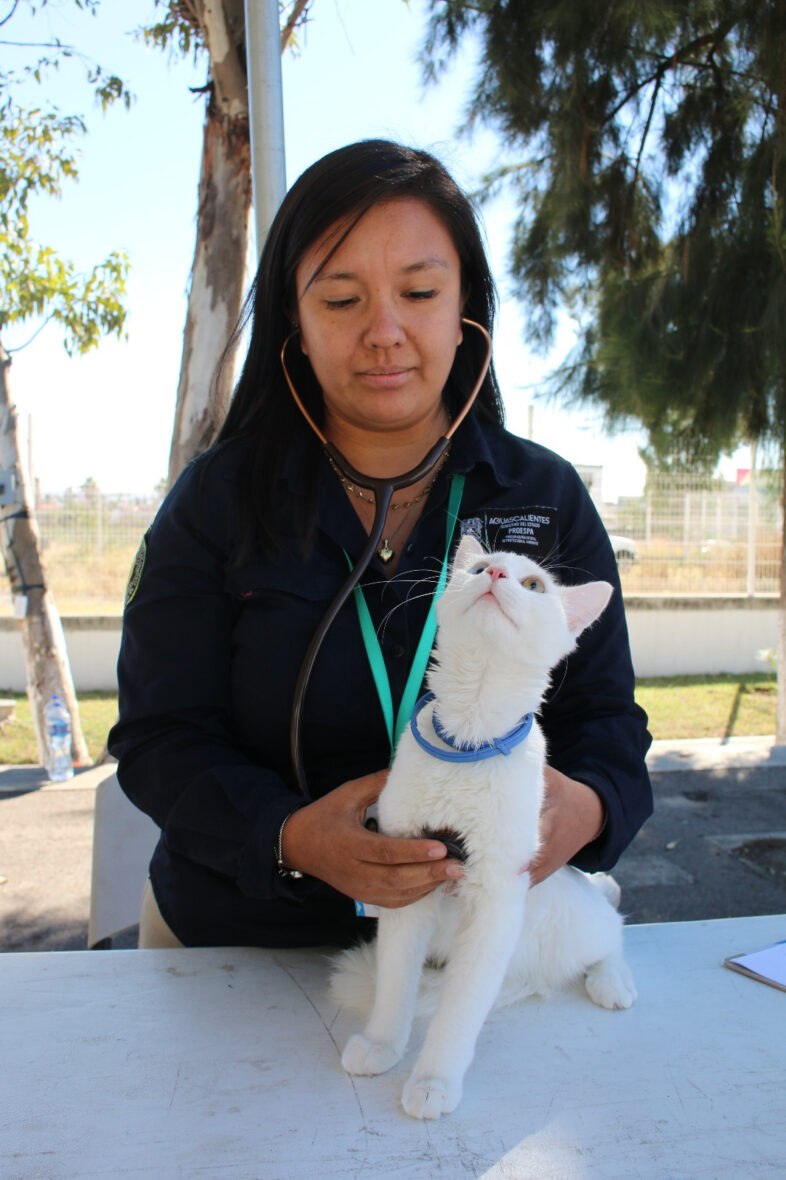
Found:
[280,412,530,496]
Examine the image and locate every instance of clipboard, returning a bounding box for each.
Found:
[724,938,786,993]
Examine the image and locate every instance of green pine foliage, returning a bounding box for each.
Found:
[423,0,786,462]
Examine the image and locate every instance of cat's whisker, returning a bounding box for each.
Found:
[376,585,443,643]
[376,564,449,641]
[546,659,570,700]
[355,565,444,596]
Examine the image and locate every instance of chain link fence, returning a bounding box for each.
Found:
[1,470,782,614]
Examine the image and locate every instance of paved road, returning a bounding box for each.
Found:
[1,741,785,952]
[613,762,786,924]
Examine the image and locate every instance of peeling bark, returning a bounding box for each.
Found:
[167,0,304,487]
[166,87,251,485]
[0,344,90,766]
[166,0,252,487]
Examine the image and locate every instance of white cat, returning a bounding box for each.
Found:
[332,534,637,1120]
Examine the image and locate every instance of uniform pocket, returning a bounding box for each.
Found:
[225,564,345,606]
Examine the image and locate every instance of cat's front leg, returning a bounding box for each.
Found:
[402,883,526,1119]
[342,895,438,1078]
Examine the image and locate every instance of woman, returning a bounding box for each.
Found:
[109,140,652,949]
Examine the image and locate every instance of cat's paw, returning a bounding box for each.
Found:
[585,956,637,1010]
[401,1073,462,1120]
[341,1033,401,1076]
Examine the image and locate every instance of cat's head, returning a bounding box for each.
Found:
[436,534,613,672]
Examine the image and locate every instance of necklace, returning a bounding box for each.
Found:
[328,447,451,564]
[377,506,415,564]
[327,447,451,511]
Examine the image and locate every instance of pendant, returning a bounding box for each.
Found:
[379,540,394,564]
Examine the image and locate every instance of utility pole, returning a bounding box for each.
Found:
[244,0,287,260]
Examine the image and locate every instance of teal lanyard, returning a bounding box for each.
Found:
[346,473,465,761]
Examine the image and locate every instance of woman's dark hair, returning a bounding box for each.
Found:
[215,139,504,554]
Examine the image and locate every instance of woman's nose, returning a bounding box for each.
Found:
[363,297,406,349]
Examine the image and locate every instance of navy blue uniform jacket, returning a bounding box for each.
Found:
[109,414,652,947]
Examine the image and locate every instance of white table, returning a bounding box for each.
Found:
[2,915,784,1179]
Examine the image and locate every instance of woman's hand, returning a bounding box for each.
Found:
[524,766,605,887]
[281,771,463,907]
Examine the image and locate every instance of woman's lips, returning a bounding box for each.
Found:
[357,367,414,389]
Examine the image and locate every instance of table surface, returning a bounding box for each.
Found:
[2,914,784,1180]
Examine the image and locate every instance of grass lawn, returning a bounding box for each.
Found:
[0,691,119,765]
[0,673,778,765]
[636,672,776,741]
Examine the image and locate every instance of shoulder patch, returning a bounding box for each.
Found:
[124,533,148,609]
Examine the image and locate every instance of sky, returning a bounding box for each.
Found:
[4,0,744,499]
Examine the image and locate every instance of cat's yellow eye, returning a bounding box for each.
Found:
[522,576,545,593]
[469,562,489,575]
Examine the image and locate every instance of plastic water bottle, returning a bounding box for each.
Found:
[44,693,74,782]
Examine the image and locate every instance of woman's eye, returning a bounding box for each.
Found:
[469,562,488,575]
[522,576,545,593]
[325,297,357,310]
[406,289,437,301]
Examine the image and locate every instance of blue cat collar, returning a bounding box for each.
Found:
[410,693,533,763]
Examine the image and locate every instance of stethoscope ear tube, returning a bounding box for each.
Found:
[288,478,394,799]
[289,438,450,798]
[283,320,492,798]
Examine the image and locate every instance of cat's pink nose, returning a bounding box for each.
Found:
[486,565,507,583]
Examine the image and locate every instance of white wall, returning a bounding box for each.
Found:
[0,617,121,693]
[624,597,778,678]
[0,598,779,692]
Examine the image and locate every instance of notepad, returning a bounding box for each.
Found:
[724,938,786,993]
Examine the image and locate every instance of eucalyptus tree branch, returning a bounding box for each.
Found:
[0,38,67,47]
[4,314,54,353]
[280,0,311,52]
[0,1,19,30]
[175,0,200,25]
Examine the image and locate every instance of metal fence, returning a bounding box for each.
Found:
[2,471,782,614]
[33,491,163,615]
[598,470,782,596]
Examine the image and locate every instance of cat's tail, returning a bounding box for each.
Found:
[330,942,378,1014]
[330,943,446,1018]
[591,872,622,910]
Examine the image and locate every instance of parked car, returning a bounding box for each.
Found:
[607,534,639,569]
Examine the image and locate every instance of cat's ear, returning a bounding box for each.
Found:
[452,533,485,570]
[559,581,613,637]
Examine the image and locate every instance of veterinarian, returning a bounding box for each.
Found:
[109,140,653,948]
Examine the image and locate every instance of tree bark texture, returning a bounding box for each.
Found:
[0,344,90,766]
[166,0,252,488]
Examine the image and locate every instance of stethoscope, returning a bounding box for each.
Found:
[280,317,493,799]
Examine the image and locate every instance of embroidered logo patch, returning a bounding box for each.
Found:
[460,507,558,559]
[124,533,148,609]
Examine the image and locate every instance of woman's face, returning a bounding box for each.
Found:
[294,197,464,443]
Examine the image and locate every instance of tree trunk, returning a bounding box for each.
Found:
[166,0,252,487]
[0,344,90,767]
[166,90,251,485]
